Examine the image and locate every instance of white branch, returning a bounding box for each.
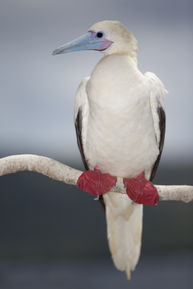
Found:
[0,154,193,203]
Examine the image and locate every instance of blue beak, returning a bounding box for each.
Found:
[52,32,105,55]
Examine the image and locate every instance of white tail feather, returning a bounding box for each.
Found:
[103,192,143,278]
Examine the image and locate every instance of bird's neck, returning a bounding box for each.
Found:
[87,54,142,104]
[92,54,139,79]
[102,53,138,68]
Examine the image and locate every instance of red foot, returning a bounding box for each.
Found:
[77,168,117,196]
[123,172,159,205]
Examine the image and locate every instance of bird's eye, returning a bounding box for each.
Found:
[96,32,104,38]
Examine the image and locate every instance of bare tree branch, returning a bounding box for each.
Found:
[0,154,193,203]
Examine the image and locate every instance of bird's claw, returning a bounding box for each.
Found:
[123,172,159,205]
[77,167,117,196]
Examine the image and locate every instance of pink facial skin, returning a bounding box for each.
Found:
[89,30,113,51]
[98,39,113,51]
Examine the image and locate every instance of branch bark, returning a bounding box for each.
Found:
[0,154,193,203]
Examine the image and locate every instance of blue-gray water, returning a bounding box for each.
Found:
[0,254,192,289]
[0,1,193,287]
[0,162,193,288]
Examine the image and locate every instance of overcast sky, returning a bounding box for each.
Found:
[0,0,192,165]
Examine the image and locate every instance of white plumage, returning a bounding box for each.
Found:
[54,20,167,278]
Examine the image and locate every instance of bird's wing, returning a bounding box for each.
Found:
[74,77,90,170]
[74,76,106,209]
[145,72,167,181]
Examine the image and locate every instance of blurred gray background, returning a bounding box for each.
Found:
[0,0,193,288]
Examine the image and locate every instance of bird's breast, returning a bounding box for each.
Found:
[84,56,159,178]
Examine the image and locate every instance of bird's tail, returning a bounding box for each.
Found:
[103,191,143,279]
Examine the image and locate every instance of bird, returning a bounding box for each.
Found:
[53,20,166,279]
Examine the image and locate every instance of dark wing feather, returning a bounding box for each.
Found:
[75,109,106,210]
[150,106,166,181]
[75,109,89,170]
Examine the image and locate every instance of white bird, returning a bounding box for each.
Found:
[53,20,166,279]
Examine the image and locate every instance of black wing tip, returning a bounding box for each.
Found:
[150,106,166,181]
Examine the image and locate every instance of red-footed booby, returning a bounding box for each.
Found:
[53,20,166,279]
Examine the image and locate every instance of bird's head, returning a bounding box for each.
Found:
[52,20,137,59]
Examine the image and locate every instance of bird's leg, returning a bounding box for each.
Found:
[123,172,159,205]
[77,167,117,196]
